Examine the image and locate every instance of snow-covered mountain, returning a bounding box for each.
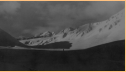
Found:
[35,31,55,38]
[70,9,125,49]
[19,31,55,46]
[20,9,125,49]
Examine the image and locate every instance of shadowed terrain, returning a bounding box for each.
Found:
[0,28,31,48]
[30,41,72,49]
[0,40,124,71]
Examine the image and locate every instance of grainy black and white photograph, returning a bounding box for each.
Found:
[0,1,125,71]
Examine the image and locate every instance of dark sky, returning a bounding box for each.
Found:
[0,1,124,37]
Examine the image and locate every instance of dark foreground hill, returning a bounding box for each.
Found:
[0,40,124,71]
[0,28,29,47]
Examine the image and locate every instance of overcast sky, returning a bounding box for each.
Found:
[0,1,124,37]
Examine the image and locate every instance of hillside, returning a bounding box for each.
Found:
[0,28,29,47]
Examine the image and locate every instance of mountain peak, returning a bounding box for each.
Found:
[35,31,55,38]
[59,27,74,34]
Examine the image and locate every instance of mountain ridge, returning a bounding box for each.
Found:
[19,9,125,49]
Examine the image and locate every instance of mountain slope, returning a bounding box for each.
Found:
[70,9,125,49]
[0,28,28,47]
[19,9,125,49]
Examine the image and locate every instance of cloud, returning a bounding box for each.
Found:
[0,1,124,37]
[31,1,124,35]
[32,27,57,35]
[85,1,125,17]
[0,1,20,14]
[23,26,58,36]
